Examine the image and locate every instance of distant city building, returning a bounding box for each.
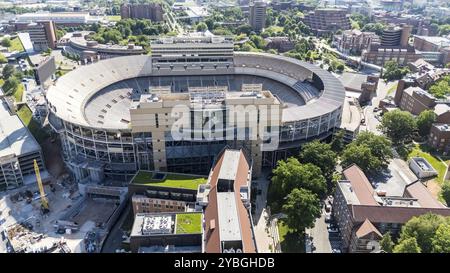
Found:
[0,101,46,191]
[333,29,380,55]
[380,0,403,12]
[120,3,164,22]
[14,12,101,27]
[414,36,450,65]
[26,20,57,51]
[362,24,420,66]
[249,1,267,32]
[303,8,351,36]
[333,164,450,253]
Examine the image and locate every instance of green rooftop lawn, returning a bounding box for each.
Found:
[9,37,24,52]
[13,84,24,102]
[132,171,207,190]
[17,105,49,144]
[106,15,122,22]
[175,213,202,234]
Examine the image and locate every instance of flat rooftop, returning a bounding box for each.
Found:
[131,171,207,190]
[131,212,202,237]
[0,102,41,159]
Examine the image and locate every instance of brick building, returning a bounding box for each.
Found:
[333,165,450,253]
[303,8,351,36]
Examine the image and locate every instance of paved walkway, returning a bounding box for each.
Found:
[306,209,332,253]
[252,170,275,253]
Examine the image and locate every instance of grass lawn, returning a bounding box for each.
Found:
[265,26,284,33]
[387,82,398,96]
[277,221,305,253]
[408,144,447,184]
[107,15,122,22]
[0,78,4,87]
[9,37,24,52]
[132,171,207,190]
[13,84,24,102]
[17,105,49,144]
[175,213,202,234]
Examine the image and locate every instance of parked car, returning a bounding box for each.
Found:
[325,204,332,213]
[325,214,332,223]
[328,227,339,233]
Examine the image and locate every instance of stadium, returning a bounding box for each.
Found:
[46,38,345,183]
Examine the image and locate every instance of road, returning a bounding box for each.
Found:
[360,79,398,134]
[101,204,131,253]
[306,209,332,253]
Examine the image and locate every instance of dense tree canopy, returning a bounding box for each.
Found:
[416,110,437,137]
[432,223,450,253]
[380,232,394,253]
[299,140,337,179]
[397,213,449,253]
[429,76,450,99]
[341,132,393,174]
[382,60,410,81]
[379,109,416,144]
[441,181,450,207]
[282,188,321,233]
[393,237,421,253]
[1,37,11,48]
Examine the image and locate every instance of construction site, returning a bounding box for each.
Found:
[0,160,127,253]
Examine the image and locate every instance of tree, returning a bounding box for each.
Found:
[432,223,450,253]
[398,213,446,253]
[0,53,6,64]
[2,77,19,93]
[299,140,337,179]
[361,23,386,35]
[379,109,416,144]
[281,188,321,233]
[380,232,394,253]
[441,181,450,207]
[393,237,421,253]
[341,143,381,174]
[270,157,327,211]
[429,76,450,99]
[352,131,393,166]
[416,110,437,137]
[341,132,393,174]
[382,60,410,81]
[1,37,11,48]
[330,130,345,154]
[2,64,15,80]
[196,22,208,32]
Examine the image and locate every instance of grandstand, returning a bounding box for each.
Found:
[47,51,345,182]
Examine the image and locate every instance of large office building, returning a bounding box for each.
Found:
[362,24,420,66]
[120,3,164,22]
[249,1,267,32]
[14,12,101,27]
[333,165,450,253]
[0,102,46,191]
[46,35,345,183]
[303,8,351,35]
[26,20,57,51]
[413,36,450,65]
[333,29,380,55]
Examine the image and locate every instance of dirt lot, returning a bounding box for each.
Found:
[71,199,118,227]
